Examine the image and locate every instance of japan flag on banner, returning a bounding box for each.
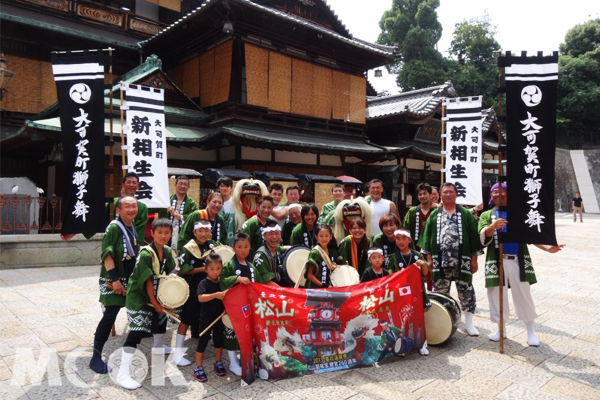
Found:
[443,97,483,205]
[398,286,411,296]
[123,84,170,208]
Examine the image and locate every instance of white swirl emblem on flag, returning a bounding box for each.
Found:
[521,85,542,107]
[69,83,92,104]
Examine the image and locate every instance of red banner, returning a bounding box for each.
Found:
[223,265,426,384]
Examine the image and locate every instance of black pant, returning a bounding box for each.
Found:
[94,305,122,343]
[196,319,224,353]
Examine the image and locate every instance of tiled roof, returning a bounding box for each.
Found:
[366,82,457,119]
[138,0,396,57]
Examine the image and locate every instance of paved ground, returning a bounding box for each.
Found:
[1,212,599,400]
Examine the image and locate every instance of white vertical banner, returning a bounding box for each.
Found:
[123,84,170,208]
[443,96,483,205]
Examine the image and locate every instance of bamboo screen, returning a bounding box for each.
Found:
[267,52,292,113]
[312,65,332,120]
[199,49,214,107]
[245,44,269,108]
[315,183,335,212]
[349,75,366,124]
[212,41,233,105]
[332,71,350,121]
[243,45,366,123]
[182,56,200,99]
[291,59,313,116]
[41,61,57,110]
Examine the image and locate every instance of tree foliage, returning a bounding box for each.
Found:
[445,15,500,108]
[557,19,600,148]
[377,0,446,90]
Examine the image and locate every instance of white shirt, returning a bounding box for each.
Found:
[370,198,391,236]
[222,197,233,214]
[272,205,286,228]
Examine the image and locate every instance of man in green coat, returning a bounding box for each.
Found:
[89,195,140,374]
[157,175,198,249]
[241,195,274,261]
[479,183,564,346]
[418,183,482,336]
[317,183,345,226]
[114,172,148,244]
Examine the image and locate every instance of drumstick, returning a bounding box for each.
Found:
[199,311,226,337]
[294,265,306,289]
[146,303,182,324]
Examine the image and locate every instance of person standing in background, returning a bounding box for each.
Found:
[572,192,583,222]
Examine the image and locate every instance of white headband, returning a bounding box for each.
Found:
[194,222,212,230]
[262,225,282,234]
[394,230,411,238]
[367,249,384,258]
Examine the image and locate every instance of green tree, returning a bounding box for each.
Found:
[557,19,600,148]
[378,0,446,90]
[446,15,500,108]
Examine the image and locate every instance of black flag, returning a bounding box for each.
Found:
[51,51,108,234]
[500,51,558,246]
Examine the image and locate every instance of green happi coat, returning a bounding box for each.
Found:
[219,209,236,246]
[253,245,285,283]
[402,205,431,250]
[178,239,221,277]
[241,216,266,261]
[417,206,482,284]
[113,197,148,245]
[317,201,339,226]
[338,236,371,277]
[157,194,198,226]
[304,247,340,288]
[98,221,139,307]
[178,209,226,251]
[281,219,299,245]
[125,244,177,333]
[478,209,537,288]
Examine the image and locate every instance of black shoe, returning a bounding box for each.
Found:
[193,365,207,382]
[89,340,109,374]
[213,361,227,376]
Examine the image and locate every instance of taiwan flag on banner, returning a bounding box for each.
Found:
[223,266,426,385]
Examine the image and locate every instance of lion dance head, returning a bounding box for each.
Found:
[333,197,372,241]
[231,178,269,230]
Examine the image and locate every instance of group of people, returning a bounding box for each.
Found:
[74,172,564,389]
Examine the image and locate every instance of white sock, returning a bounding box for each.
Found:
[464,312,480,336]
[526,322,540,346]
[173,333,191,366]
[228,350,242,376]
[419,340,429,356]
[488,324,506,342]
[117,349,141,390]
[153,333,164,349]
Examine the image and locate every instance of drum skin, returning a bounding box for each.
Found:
[330,265,360,287]
[283,245,311,287]
[157,275,190,309]
[212,245,235,264]
[394,337,415,355]
[222,314,233,329]
[424,292,461,345]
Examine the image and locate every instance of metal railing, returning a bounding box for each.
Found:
[0,194,63,234]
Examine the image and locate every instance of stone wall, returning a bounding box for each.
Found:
[584,149,600,211]
[0,234,103,269]
[555,149,579,211]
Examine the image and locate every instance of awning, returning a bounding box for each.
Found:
[253,171,299,184]
[215,124,383,156]
[201,168,253,184]
[294,174,342,185]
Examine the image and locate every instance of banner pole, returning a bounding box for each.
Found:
[119,81,127,180]
[108,48,115,220]
[497,53,505,354]
[441,99,446,185]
